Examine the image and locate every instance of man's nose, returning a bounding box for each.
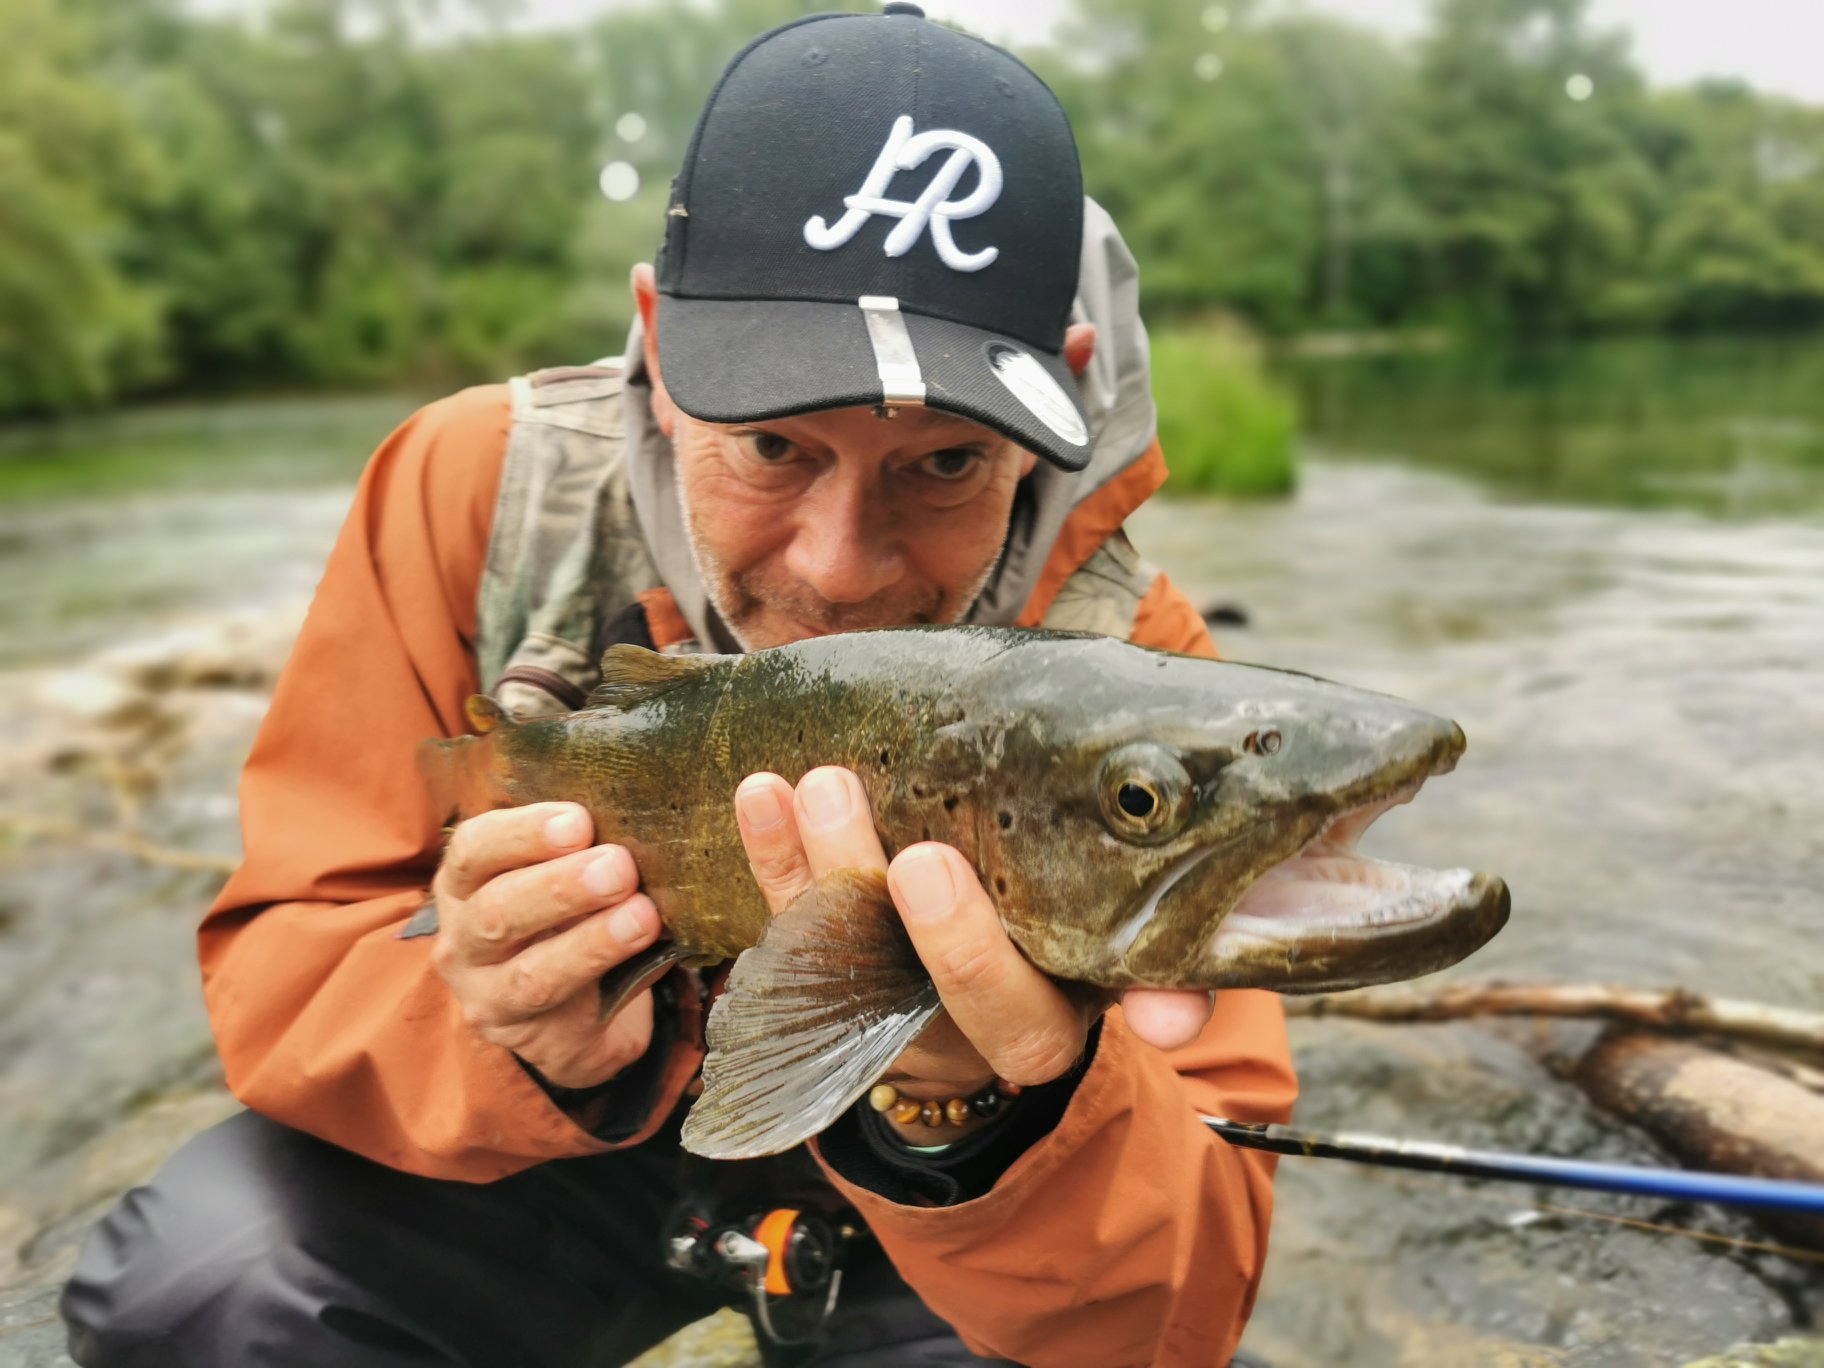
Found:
[782,470,905,604]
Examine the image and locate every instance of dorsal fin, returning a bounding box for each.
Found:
[585,644,722,710]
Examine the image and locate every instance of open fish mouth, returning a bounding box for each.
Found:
[1204,780,1510,992]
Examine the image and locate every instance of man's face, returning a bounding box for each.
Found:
[634,265,1086,651]
[669,403,1036,650]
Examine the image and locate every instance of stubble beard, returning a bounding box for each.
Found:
[676,469,1002,651]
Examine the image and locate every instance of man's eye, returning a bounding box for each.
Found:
[740,431,795,463]
[920,448,982,481]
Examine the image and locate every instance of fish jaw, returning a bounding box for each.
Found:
[1097,710,1504,992]
[1142,781,1510,993]
[1200,777,1510,992]
[1092,700,1464,981]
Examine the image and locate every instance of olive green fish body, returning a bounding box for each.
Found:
[419,626,1510,1159]
[430,630,1003,964]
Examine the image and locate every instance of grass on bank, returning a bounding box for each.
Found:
[1151,323,1299,498]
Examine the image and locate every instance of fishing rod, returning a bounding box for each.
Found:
[1203,1117,1824,1215]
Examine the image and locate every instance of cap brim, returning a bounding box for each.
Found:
[655,296,1095,472]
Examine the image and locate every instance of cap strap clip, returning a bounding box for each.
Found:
[858,296,926,413]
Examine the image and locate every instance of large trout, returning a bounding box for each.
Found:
[419,626,1509,1158]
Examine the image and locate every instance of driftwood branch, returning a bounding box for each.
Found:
[1577,1031,1824,1249]
[1285,981,1824,1056]
[0,812,239,876]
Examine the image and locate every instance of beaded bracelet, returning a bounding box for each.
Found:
[867,1077,1022,1130]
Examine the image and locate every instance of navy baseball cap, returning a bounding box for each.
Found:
[653,4,1094,471]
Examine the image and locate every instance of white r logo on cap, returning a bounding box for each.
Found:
[804,115,1002,272]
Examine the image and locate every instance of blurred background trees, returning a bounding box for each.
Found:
[3,0,1822,418]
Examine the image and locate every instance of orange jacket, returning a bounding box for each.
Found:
[200,383,1297,1365]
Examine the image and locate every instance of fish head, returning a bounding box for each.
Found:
[962,636,1508,993]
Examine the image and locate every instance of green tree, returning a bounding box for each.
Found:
[1641,83,1824,327]
[1047,2,1390,330]
[1399,0,1659,334]
[8,0,1824,421]
[1041,2,1409,331]
[0,0,161,411]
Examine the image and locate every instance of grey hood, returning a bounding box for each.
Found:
[621,197,1160,651]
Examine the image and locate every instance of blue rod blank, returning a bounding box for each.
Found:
[1204,1117,1824,1215]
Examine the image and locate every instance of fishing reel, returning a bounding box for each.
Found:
[662,1199,857,1346]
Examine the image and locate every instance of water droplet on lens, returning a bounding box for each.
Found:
[599,161,640,202]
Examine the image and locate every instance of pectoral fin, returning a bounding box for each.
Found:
[681,867,942,1160]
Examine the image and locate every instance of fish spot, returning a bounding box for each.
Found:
[997,811,1013,829]
[994,875,1009,895]
[943,795,958,812]
[880,749,891,766]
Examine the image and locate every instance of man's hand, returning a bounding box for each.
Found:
[430,802,662,1091]
[734,766,1216,1139]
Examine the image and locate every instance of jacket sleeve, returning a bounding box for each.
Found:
[197,385,692,1182]
[811,571,1298,1368]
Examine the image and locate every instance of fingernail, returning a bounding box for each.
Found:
[893,847,955,923]
[738,780,784,832]
[545,809,587,849]
[608,902,651,944]
[800,769,853,830]
[583,850,630,899]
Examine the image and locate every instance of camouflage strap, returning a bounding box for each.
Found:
[478,364,664,719]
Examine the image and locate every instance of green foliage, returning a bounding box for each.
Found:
[0,0,162,411]
[2,0,1822,420]
[1150,323,1297,498]
[1395,0,1659,335]
[1044,1,1409,333]
[1640,86,1824,327]
[2,0,738,415]
[1047,0,1824,340]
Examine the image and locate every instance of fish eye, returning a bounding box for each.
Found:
[1244,729,1283,756]
[1117,783,1155,818]
[1098,743,1193,844]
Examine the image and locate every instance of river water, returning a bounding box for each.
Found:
[1134,460,1824,1364]
[1,342,1820,1364]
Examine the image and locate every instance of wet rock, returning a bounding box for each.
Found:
[1684,1339,1824,1367]
[629,1309,761,1367]
[1245,1018,1820,1367]
[1198,600,1252,628]
[33,671,157,732]
[0,1085,242,1366]
[0,1276,75,1368]
[93,610,304,694]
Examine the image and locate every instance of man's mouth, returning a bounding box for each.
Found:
[739,587,949,645]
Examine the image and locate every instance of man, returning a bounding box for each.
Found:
[62,7,1296,1365]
